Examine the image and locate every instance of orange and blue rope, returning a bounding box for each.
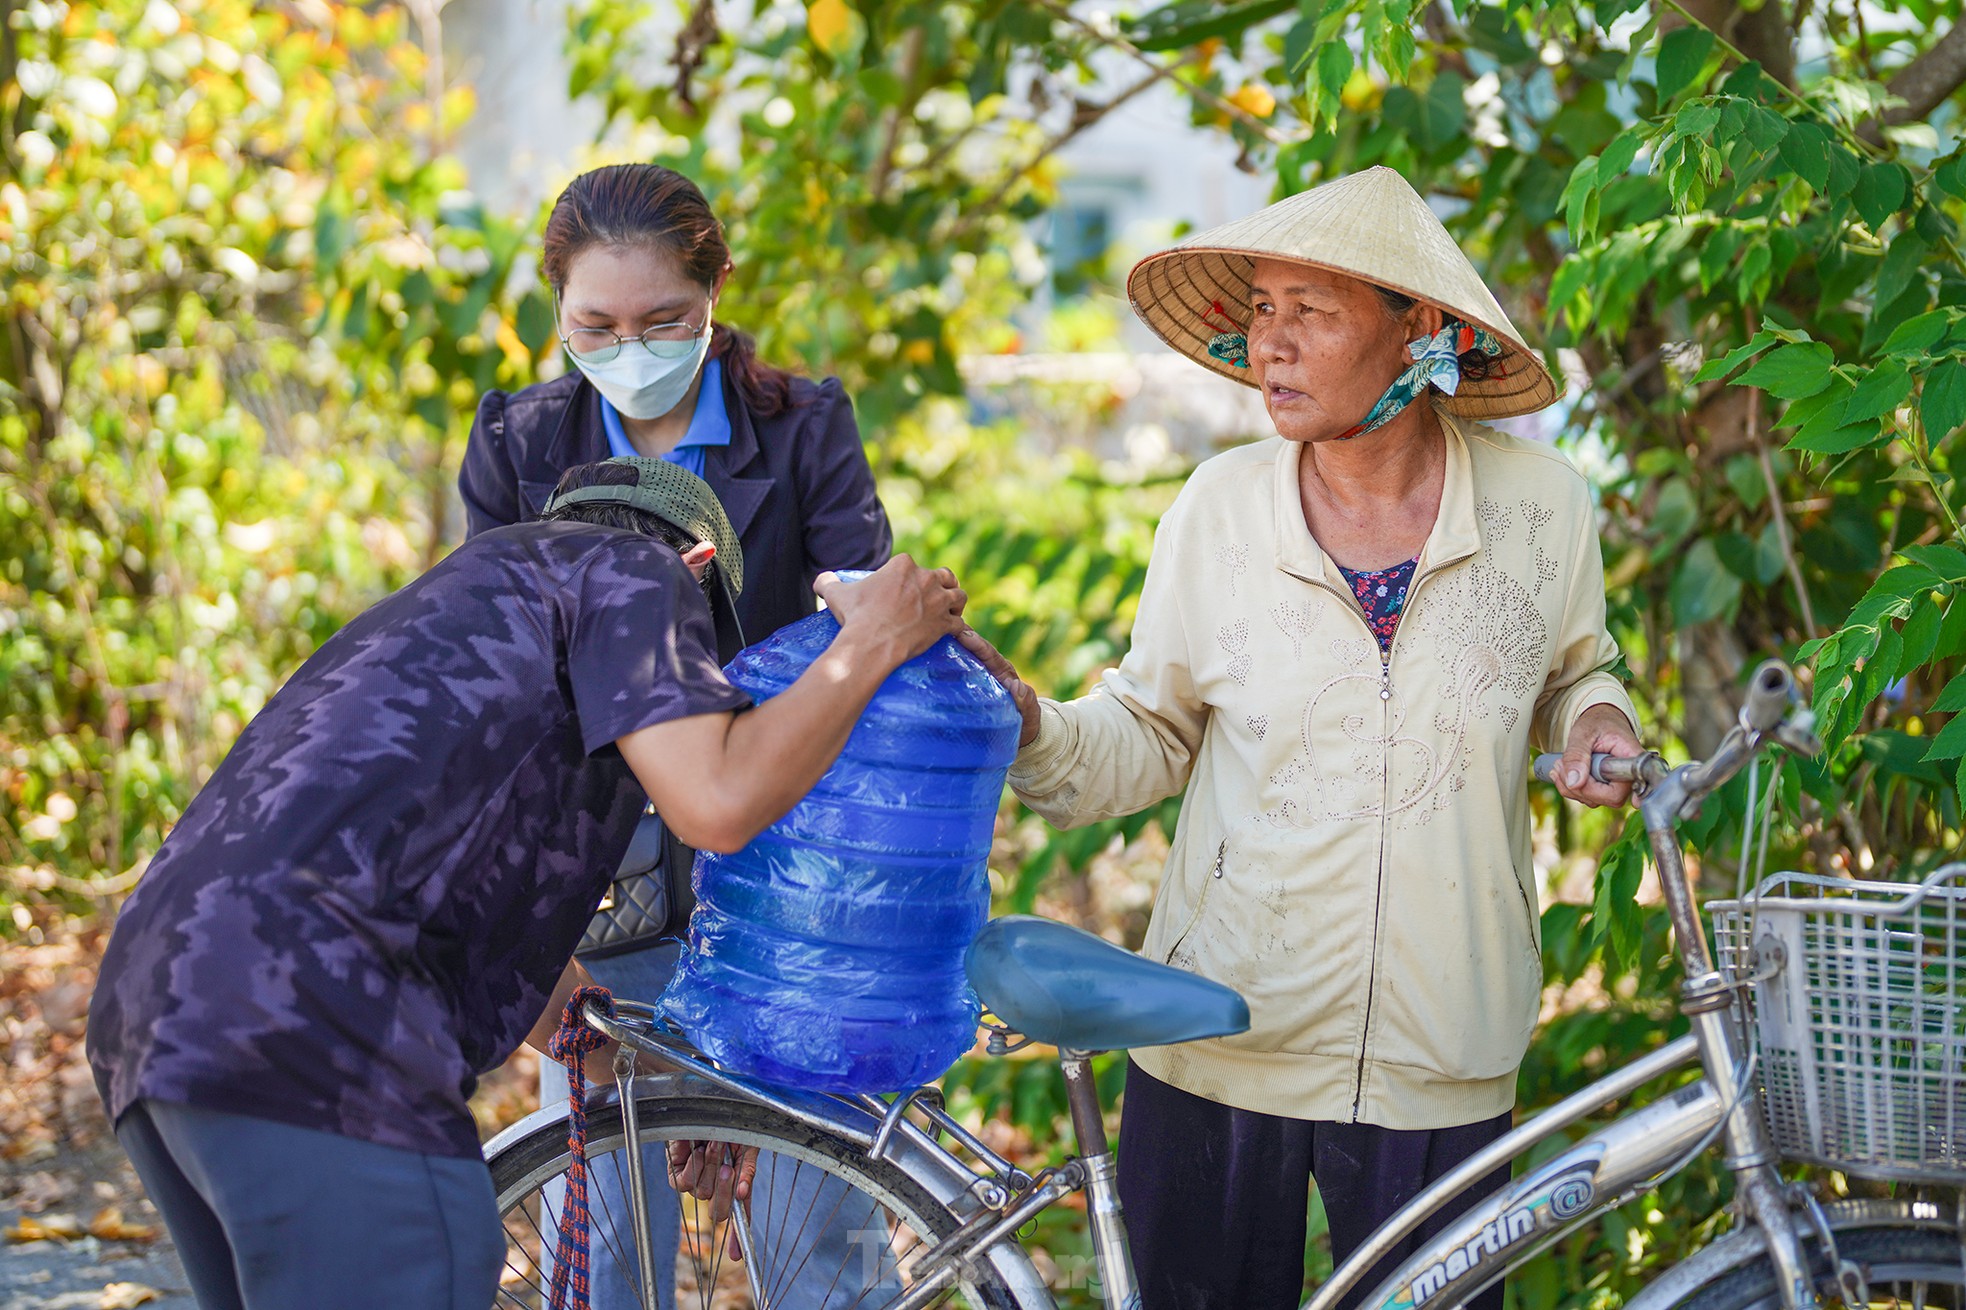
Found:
[546,983,615,1310]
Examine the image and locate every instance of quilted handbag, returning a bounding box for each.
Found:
[577,805,698,958]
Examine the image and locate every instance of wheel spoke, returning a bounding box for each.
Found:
[585,1146,648,1299]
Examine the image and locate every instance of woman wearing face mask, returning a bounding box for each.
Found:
[460,161,891,645]
[458,162,895,1308]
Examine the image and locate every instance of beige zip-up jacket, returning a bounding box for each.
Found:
[1008,410,1636,1129]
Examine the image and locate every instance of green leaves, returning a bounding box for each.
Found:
[1654,26,1715,103]
[1922,708,1966,762]
[1923,359,1966,441]
[1598,128,1644,182]
[1696,329,1781,382]
[1313,40,1356,125]
[1125,0,1295,51]
[1840,359,1914,424]
[1591,817,1651,971]
[1778,120,1833,190]
[1669,538,1742,624]
[1901,544,1966,581]
[1672,100,1722,139]
[1741,105,1790,154]
[515,290,556,353]
[1736,341,1836,397]
[1936,152,1966,200]
[1562,155,1602,242]
[1853,162,1910,229]
[1780,375,1876,453]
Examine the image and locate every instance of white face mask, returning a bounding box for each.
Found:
[567,325,714,421]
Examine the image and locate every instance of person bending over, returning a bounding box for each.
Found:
[86,457,968,1310]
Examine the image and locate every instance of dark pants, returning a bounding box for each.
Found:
[1118,1061,1512,1310]
[116,1099,503,1310]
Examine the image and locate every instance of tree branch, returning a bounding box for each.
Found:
[1028,0,1295,145]
[870,28,928,203]
[944,57,1192,242]
[1749,386,1821,639]
[1858,21,1966,144]
[673,0,720,117]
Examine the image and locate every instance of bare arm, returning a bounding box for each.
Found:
[526,955,625,1088]
[618,555,966,854]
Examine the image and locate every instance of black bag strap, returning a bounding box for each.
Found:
[664,822,698,937]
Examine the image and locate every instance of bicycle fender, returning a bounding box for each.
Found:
[1624,1199,1957,1310]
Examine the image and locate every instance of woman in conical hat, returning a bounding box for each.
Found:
[961,166,1641,1309]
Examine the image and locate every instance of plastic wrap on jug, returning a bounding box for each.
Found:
[660,601,1023,1093]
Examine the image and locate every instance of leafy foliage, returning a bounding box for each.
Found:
[1034,0,1966,1299]
[12,0,1966,1303]
[0,0,510,899]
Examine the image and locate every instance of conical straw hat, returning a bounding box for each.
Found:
[1126,166,1561,419]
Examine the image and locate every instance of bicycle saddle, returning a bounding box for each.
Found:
[965,915,1251,1052]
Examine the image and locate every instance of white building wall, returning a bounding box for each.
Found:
[442,0,600,219]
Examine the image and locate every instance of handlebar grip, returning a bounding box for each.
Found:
[1739,660,1797,734]
[1533,752,1641,784]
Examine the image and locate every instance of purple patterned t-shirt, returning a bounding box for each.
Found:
[87,522,749,1158]
[1338,556,1420,652]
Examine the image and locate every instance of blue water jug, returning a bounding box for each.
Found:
[660,600,1022,1093]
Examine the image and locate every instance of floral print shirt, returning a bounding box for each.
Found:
[1338,557,1419,652]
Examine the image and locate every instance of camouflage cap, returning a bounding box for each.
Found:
[543,457,745,603]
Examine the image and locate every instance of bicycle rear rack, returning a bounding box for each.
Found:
[584,999,1032,1205]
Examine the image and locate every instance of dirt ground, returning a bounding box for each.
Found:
[0,907,568,1310]
[0,916,191,1308]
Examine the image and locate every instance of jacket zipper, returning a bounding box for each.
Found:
[1341,565,1444,1120]
[1163,838,1228,965]
[1352,669,1394,1117]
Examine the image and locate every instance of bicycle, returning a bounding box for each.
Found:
[485,658,1966,1309]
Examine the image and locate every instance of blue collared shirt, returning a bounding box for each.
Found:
[599,356,731,478]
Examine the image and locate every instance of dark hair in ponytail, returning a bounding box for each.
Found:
[541,163,798,418]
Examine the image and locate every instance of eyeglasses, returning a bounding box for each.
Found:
[558,312,710,364]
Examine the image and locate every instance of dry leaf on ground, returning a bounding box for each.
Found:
[5,1211,84,1242]
[88,1204,158,1242]
[100,1283,161,1309]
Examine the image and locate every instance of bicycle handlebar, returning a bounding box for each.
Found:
[1532,752,1648,784]
[1532,660,1816,801]
[1738,660,1796,734]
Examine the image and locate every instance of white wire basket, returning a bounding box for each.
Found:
[1711,866,1966,1183]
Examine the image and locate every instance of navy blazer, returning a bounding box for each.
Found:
[460,368,893,653]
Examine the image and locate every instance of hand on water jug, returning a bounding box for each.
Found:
[956,627,1041,748]
[814,555,967,667]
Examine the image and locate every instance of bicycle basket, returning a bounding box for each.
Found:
[1711,866,1966,1183]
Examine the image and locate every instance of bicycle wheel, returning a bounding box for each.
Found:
[1672,1225,1964,1309]
[486,1093,1036,1309]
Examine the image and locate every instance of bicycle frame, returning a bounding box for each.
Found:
[527,662,1826,1310]
[1309,1036,1719,1310]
